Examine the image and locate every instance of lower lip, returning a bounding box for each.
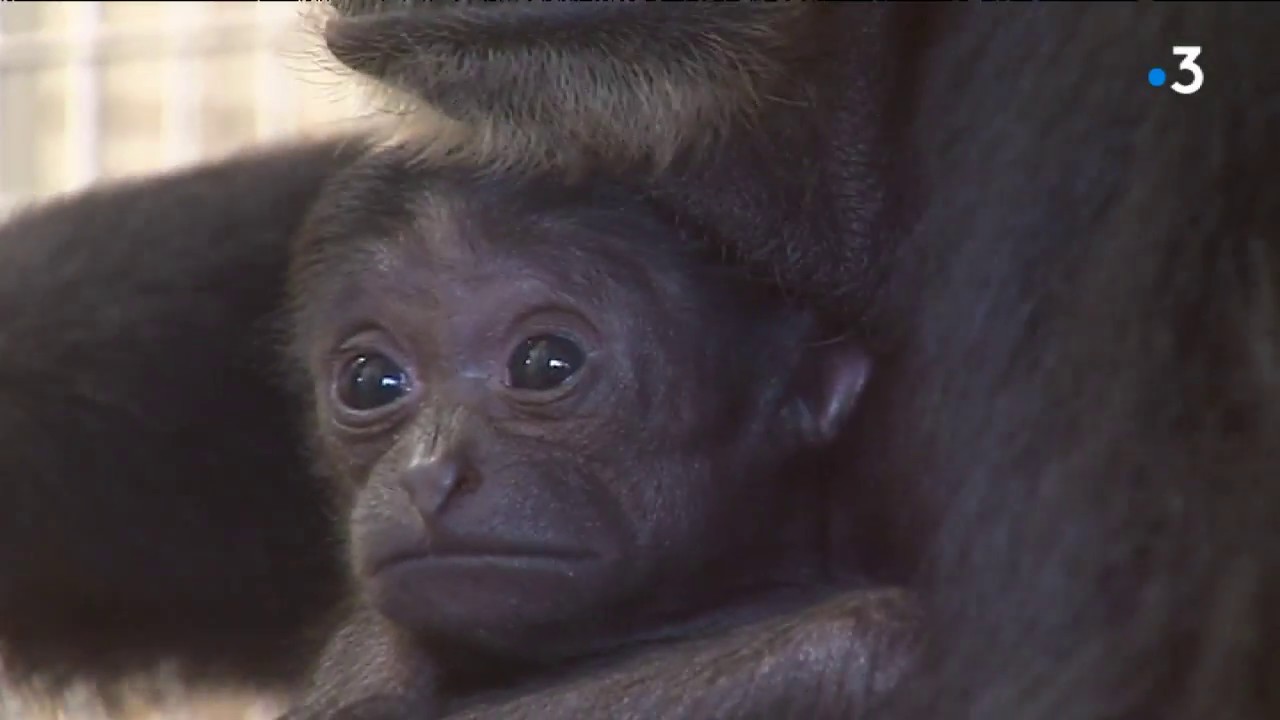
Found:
[366,553,592,613]
[366,553,600,638]
[372,550,594,578]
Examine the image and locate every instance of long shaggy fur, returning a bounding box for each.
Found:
[0,137,368,691]
[308,4,1280,720]
[320,2,823,176]
[316,2,894,318]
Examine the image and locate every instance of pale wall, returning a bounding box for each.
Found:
[0,1,367,217]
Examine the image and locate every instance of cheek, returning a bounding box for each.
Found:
[340,437,430,575]
[348,473,424,577]
[612,454,715,553]
[314,436,367,487]
[616,433,777,564]
[312,418,362,474]
[320,422,419,488]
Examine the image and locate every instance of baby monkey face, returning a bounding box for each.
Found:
[290,161,869,663]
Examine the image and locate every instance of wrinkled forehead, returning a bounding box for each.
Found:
[289,149,707,331]
[302,186,649,297]
[339,197,566,311]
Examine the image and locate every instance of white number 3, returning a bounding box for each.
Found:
[1171,46,1204,95]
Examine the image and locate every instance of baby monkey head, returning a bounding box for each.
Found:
[289,148,870,664]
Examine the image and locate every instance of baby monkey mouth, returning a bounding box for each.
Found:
[369,531,599,577]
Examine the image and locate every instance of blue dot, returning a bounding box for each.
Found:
[1148,68,1166,87]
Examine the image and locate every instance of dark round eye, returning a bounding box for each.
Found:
[336,353,412,411]
[506,334,586,392]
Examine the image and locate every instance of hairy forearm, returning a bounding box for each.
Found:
[449,589,921,720]
[283,604,440,720]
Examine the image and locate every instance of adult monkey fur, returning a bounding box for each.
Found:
[0,138,366,689]
[279,150,918,719]
[321,3,1280,720]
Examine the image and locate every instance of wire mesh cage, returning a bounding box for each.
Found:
[0,3,356,717]
[0,1,362,219]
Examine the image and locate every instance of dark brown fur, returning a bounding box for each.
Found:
[321,2,821,176]
[320,1,893,316]
[318,4,1280,719]
[0,138,367,690]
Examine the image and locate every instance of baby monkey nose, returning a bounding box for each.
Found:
[400,457,472,517]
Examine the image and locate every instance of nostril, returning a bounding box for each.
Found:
[453,464,480,498]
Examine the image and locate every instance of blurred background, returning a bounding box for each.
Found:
[0,1,366,219]
[0,2,360,717]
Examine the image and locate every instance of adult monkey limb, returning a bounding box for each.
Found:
[318,4,1280,720]
[311,592,916,720]
[323,1,892,312]
[447,592,916,720]
[0,138,366,689]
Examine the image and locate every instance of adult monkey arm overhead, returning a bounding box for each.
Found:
[322,1,892,312]
[449,591,919,720]
[0,137,366,688]
[318,4,1280,720]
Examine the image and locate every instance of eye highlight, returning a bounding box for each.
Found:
[336,353,413,411]
[506,334,586,392]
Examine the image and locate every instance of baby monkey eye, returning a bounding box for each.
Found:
[506,334,586,392]
[337,353,412,411]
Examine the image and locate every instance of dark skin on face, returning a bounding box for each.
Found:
[282,150,917,718]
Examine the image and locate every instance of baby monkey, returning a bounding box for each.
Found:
[284,147,917,719]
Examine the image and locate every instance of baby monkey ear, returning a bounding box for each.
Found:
[787,336,872,448]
